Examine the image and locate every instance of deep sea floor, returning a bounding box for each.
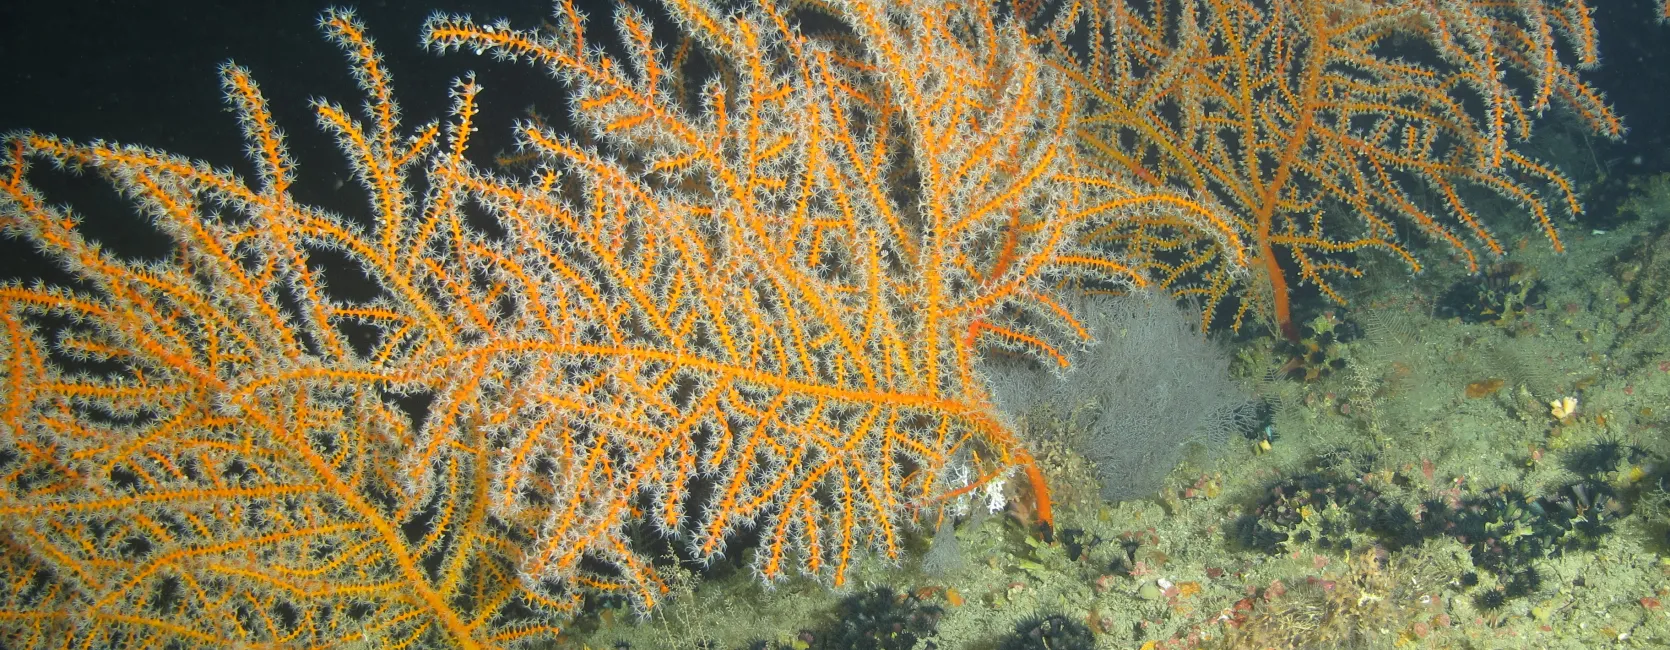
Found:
[570,175,1670,650]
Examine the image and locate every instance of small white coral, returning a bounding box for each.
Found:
[984,469,1013,514]
[945,462,975,517]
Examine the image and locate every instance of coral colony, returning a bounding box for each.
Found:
[0,0,1629,647]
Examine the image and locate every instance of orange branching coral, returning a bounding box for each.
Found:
[1028,0,1623,339]
[0,1,1235,646]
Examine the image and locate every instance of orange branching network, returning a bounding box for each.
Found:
[0,0,1632,646]
[0,1,1240,647]
[1026,0,1623,339]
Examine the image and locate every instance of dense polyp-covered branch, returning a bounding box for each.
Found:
[1037,0,1622,338]
[0,0,1246,646]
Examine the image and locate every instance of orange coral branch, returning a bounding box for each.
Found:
[1040,0,1621,338]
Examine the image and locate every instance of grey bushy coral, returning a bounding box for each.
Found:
[984,292,1256,501]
